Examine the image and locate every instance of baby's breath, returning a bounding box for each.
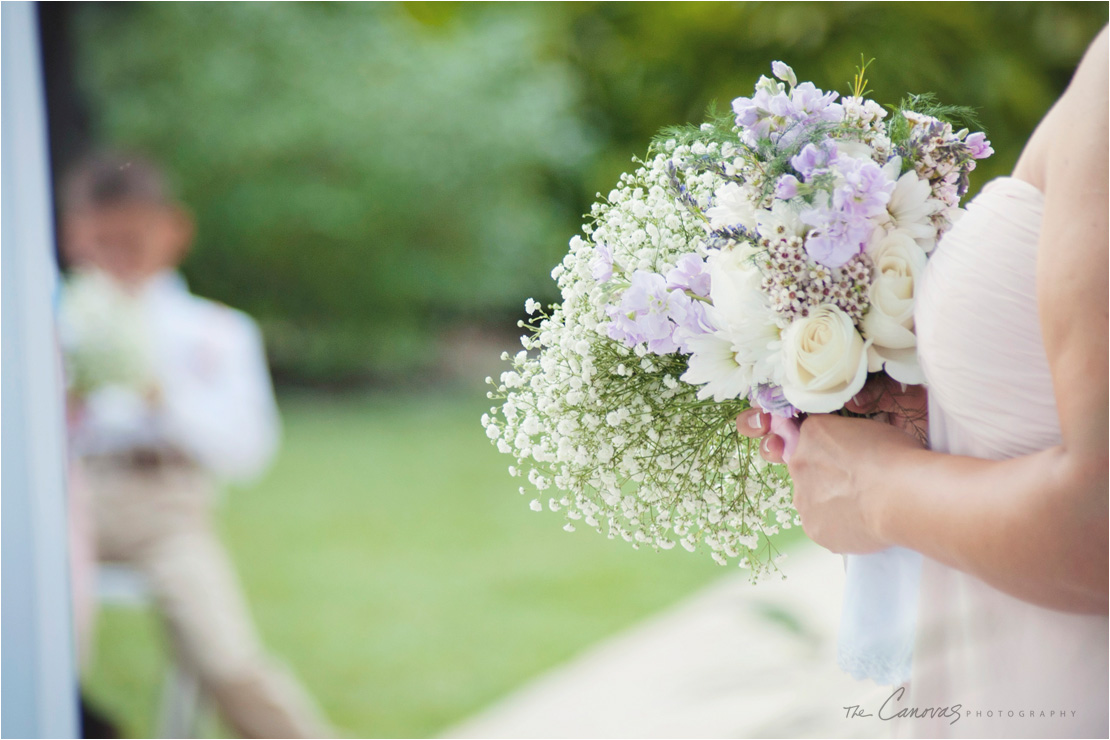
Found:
[485,144,794,580]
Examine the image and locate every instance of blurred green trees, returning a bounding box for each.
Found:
[72,2,1106,384]
[73,3,594,382]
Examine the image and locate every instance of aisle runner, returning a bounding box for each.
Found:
[444,542,893,739]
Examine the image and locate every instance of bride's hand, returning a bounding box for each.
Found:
[844,376,929,445]
[736,377,928,464]
[790,413,925,552]
[735,380,929,553]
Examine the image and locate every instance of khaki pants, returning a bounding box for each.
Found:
[84,456,330,739]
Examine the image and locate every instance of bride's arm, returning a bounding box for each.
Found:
[742,28,1109,614]
[887,28,1108,614]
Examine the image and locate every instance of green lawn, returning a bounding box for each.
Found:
[83,388,796,737]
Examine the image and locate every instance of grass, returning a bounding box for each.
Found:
[82,387,801,738]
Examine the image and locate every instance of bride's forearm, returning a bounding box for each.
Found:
[869,445,1108,613]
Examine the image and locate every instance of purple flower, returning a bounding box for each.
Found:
[591,244,614,283]
[732,89,780,145]
[665,253,711,297]
[731,89,765,127]
[777,83,844,148]
[775,174,800,200]
[670,293,714,354]
[790,82,841,120]
[832,156,894,219]
[662,254,716,353]
[606,264,718,355]
[799,204,875,268]
[750,384,798,418]
[790,142,836,179]
[797,155,892,268]
[801,225,867,268]
[606,271,686,354]
[731,68,843,149]
[965,132,993,160]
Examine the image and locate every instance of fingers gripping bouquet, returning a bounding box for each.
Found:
[483,62,991,577]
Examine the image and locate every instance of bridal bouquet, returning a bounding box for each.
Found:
[58,269,155,397]
[483,62,991,577]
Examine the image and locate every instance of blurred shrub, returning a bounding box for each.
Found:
[72,2,1106,384]
[555,2,1107,196]
[73,2,594,383]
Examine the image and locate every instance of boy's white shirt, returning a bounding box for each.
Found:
[67,271,281,483]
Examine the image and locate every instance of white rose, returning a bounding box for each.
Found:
[780,305,870,413]
[706,245,761,321]
[706,182,758,232]
[862,230,928,384]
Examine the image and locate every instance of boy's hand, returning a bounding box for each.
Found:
[143,382,164,408]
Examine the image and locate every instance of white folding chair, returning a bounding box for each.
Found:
[96,564,206,739]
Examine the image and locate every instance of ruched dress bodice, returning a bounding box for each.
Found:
[916,177,1062,459]
[902,177,1108,738]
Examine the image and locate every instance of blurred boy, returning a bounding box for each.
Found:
[60,152,330,739]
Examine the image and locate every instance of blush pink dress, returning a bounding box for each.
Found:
[904,176,1109,738]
